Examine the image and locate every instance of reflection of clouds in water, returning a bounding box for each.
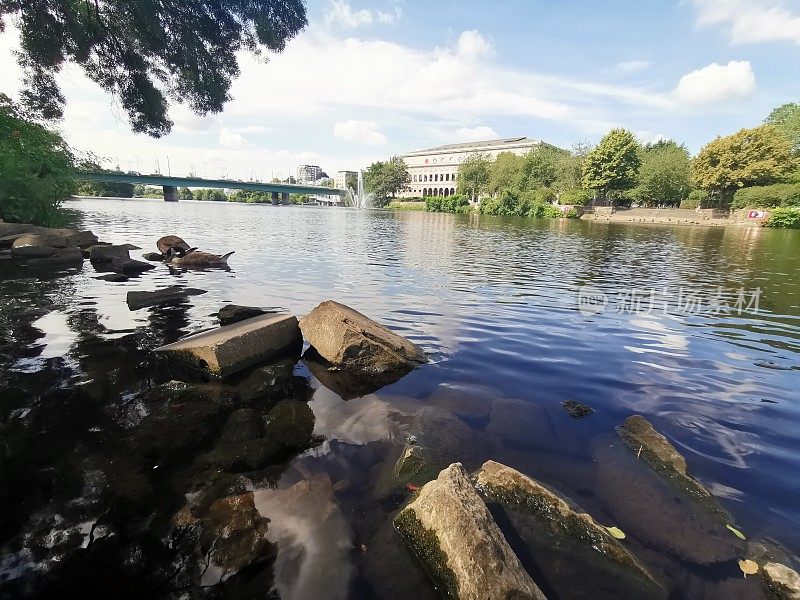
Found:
[628,317,689,353]
[309,387,418,449]
[253,474,354,600]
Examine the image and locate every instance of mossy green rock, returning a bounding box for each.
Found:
[394,463,545,600]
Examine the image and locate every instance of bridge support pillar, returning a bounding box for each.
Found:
[281,192,290,205]
[163,185,179,202]
[271,192,280,205]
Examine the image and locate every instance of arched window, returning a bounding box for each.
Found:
[451,188,455,196]
[433,188,438,196]
[424,175,428,182]
[434,174,438,182]
[443,188,449,197]
[423,188,428,196]
[445,174,449,181]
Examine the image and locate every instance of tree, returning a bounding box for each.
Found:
[630,140,692,206]
[75,162,134,197]
[692,125,794,204]
[765,103,800,151]
[364,156,409,204]
[1,0,307,136]
[457,153,491,201]
[488,152,524,194]
[178,187,194,200]
[551,143,589,194]
[520,146,563,190]
[0,94,75,226]
[582,129,641,202]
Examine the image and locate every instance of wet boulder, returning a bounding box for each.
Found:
[24,247,84,268]
[155,313,303,378]
[218,304,272,326]
[476,460,665,600]
[394,463,546,600]
[617,415,722,514]
[110,256,155,275]
[126,286,207,310]
[89,244,133,264]
[763,562,800,600]
[142,252,164,262]
[10,244,59,259]
[299,300,427,374]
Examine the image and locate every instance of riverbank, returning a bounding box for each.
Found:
[581,206,767,227]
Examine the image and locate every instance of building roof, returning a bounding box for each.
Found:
[402,137,547,156]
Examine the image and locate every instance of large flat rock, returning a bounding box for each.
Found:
[299,300,426,374]
[394,463,546,600]
[155,313,303,378]
[126,286,207,310]
[764,562,800,600]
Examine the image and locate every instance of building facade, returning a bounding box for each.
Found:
[334,170,357,191]
[297,164,323,184]
[399,137,556,198]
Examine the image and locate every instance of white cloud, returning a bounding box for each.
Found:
[333,120,387,145]
[218,127,251,149]
[324,0,401,29]
[616,60,652,74]
[672,60,755,105]
[456,30,494,60]
[692,0,800,44]
[453,126,499,141]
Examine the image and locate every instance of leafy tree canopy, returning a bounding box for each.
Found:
[488,151,524,194]
[456,153,491,200]
[692,125,795,201]
[630,140,692,206]
[581,128,641,200]
[765,102,800,151]
[364,156,409,204]
[1,0,307,136]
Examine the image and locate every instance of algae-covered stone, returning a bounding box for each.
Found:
[617,414,721,513]
[763,562,800,600]
[299,300,427,374]
[475,460,663,598]
[394,463,546,600]
[394,443,437,486]
[562,400,594,419]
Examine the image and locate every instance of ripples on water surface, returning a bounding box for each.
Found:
[1,198,799,599]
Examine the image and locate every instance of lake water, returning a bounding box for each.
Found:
[1,197,799,599]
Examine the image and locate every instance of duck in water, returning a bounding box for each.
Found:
[166,247,234,268]
[156,235,191,256]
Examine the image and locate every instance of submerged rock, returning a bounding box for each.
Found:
[126,286,207,310]
[141,252,164,262]
[218,304,272,326]
[89,244,133,264]
[616,415,722,514]
[110,256,155,275]
[302,347,411,400]
[155,313,303,378]
[395,463,545,600]
[475,460,664,599]
[24,247,84,268]
[299,300,427,374]
[763,562,800,600]
[96,273,129,282]
[394,443,438,487]
[562,400,594,419]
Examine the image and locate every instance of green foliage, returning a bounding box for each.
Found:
[559,188,593,206]
[178,187,194,200]
[731,183,800,209]
[3,0,307,136]
[457,153,491,200]
[520,146,567,190]
[582,129,641,200]
[194,188,228,202]
[479,189,561,218]
[765,102,800,151]
[0,94,75,226]
[364,156,409,204]
[692,125,794,203]
[387,200,425,211]
[75,163,134,198]
[564,207,579,219]
[680,189,710,210]
[629,141,691,206]
[133,184,146,197]
[488,152,524,194]
[142,186,164,198]
[765,207,800,228]
[229,190,272,203]
[425,195,470,213]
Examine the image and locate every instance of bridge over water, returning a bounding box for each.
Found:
[78,172,346,203]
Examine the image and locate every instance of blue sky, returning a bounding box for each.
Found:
[1,0,798,179]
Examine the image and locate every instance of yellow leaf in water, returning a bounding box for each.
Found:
[726,524,746,540]
[739,559,759,577]
[606,526,626,540]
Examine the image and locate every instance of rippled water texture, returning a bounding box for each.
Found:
[1,198,799,599]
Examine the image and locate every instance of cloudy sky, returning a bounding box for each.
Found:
[1,0,798,179]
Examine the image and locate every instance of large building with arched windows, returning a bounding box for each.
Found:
[399,137,559,199]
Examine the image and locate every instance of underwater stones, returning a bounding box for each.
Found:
[394,443,437,487]
[299,300,427,374]
[96,273,129,282]
[616,415,720,511]
[562,400,594,419]
[110,256,155,274]
[218,304,271,326]
[126,286,207,310]
[763,563,800,600]
[155,313,302,378]
[394,463,546,600]
[475,460,662,597]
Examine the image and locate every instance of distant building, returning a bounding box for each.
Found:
[334,170,357,191]
[399,137,559,198]
[297,164,323,184]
